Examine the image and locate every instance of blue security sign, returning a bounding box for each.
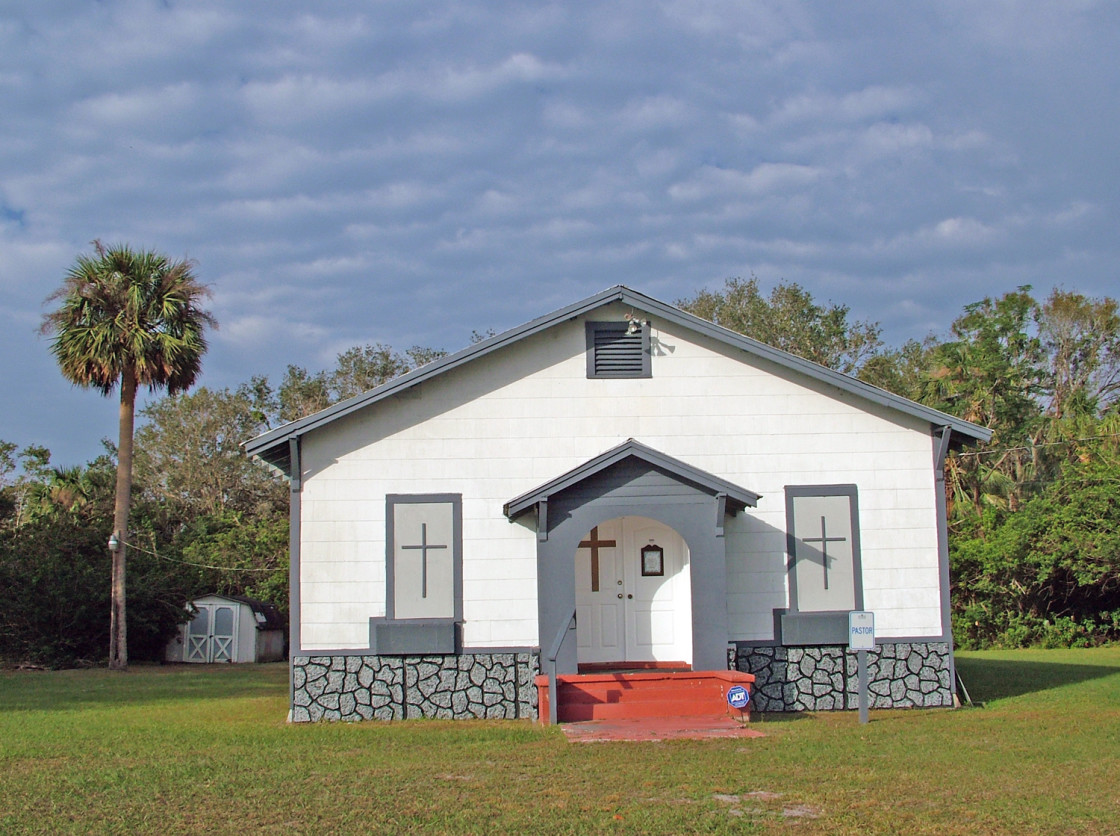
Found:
[727,685,750,709]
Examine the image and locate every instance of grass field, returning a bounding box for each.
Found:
[1,648,1118,834]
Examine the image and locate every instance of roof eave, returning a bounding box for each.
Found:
[243,285,635,465]
[243,284,993,469]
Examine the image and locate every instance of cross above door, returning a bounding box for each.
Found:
[578,526,617,592]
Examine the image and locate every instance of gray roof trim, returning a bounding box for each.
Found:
[244,285,991,474]
[503,438,761,521]
[193,593,286,631]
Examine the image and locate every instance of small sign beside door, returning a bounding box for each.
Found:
[640,543,664,576]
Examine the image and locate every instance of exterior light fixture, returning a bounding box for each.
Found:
[624,313,647,335]
[108,532,121,552]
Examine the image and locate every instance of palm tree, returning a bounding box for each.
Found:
[41,241,215,670]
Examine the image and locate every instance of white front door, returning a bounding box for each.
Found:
[575,517,692,666]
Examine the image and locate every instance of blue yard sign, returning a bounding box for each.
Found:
[727,685,750,709]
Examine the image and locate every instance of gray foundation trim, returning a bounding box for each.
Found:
[291,652,539,722]
[777,611,850,645]
[288,645,539,657]
[733,642,953,711]
[730,635,950,649]
[371,619,459,654]
[244,286,989,476]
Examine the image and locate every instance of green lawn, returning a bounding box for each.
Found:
[1,648,1118,834]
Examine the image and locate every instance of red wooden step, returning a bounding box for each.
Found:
[536,670,755,725]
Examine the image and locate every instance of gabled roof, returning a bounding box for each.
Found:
[193,594,286,631]
[244,285,991,475]
[503,438,761,522]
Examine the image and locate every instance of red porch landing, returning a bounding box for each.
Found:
[535,669,755,725]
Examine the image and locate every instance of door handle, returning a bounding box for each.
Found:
[617,593,623,599]
[627,594,633,599]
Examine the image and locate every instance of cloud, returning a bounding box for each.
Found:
[2,1,1119,466]
[770,85,921,127]
[668,163,822,202]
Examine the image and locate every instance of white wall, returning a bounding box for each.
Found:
[297,302,943,650]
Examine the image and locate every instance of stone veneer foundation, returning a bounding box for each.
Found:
[290,644,951,721]
[290,652,539,722]
[732,641,953,711]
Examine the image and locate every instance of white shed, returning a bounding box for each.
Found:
[165,594,286,664]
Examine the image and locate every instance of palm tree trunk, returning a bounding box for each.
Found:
[109,369,137,671]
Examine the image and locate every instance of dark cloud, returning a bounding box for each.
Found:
[2,1,1118,465]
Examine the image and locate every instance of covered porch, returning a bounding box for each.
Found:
[504,439,761,723]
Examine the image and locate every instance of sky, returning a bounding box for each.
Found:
[2,1,1118,468]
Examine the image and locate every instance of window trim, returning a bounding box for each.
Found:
[385,493,463,622]
[585,321,652,379]
[784,484,863,614]
[373,494,463,655]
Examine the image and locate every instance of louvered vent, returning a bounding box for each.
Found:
[586,322,651,378]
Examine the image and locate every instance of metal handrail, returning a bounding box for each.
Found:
[545,609,577,725]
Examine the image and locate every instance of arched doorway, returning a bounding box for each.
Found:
[574,516,692,667]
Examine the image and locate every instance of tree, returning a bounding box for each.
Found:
[41,241,214,670]
[1037,289,1120,421]
[0,498,201,668]
[951,439,1120,649]
[0,441,15,526]
[276,343,447,422]
[134,384,284,519]
[329,343,446,402]
[22,463,113,522]
[678,276,884,375]
[920,288,1046,516]
[856,336,939,400]
[277,364,331,422]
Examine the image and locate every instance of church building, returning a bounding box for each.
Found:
[244,286,988,722]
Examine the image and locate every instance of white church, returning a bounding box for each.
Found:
[245,286,988,722]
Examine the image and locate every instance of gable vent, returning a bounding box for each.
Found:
[586,322,651,378]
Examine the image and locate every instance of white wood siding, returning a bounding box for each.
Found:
[297,302,942,650]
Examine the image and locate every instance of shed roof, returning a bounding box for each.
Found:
[195,594,286,632]
[244,285,991,476]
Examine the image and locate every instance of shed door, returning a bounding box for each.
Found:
[184,603,238,663]
[186,607,210,662]
[210,605,236,662]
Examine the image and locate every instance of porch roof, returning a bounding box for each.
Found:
[503,438,760,522]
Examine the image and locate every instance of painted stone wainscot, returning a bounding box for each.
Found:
[733,642,952,711]
[291,652,539,722]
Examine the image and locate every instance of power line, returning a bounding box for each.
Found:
[953,431,1120,459]
[125,540,280,573]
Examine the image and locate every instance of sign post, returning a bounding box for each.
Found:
[848,611,875,724]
